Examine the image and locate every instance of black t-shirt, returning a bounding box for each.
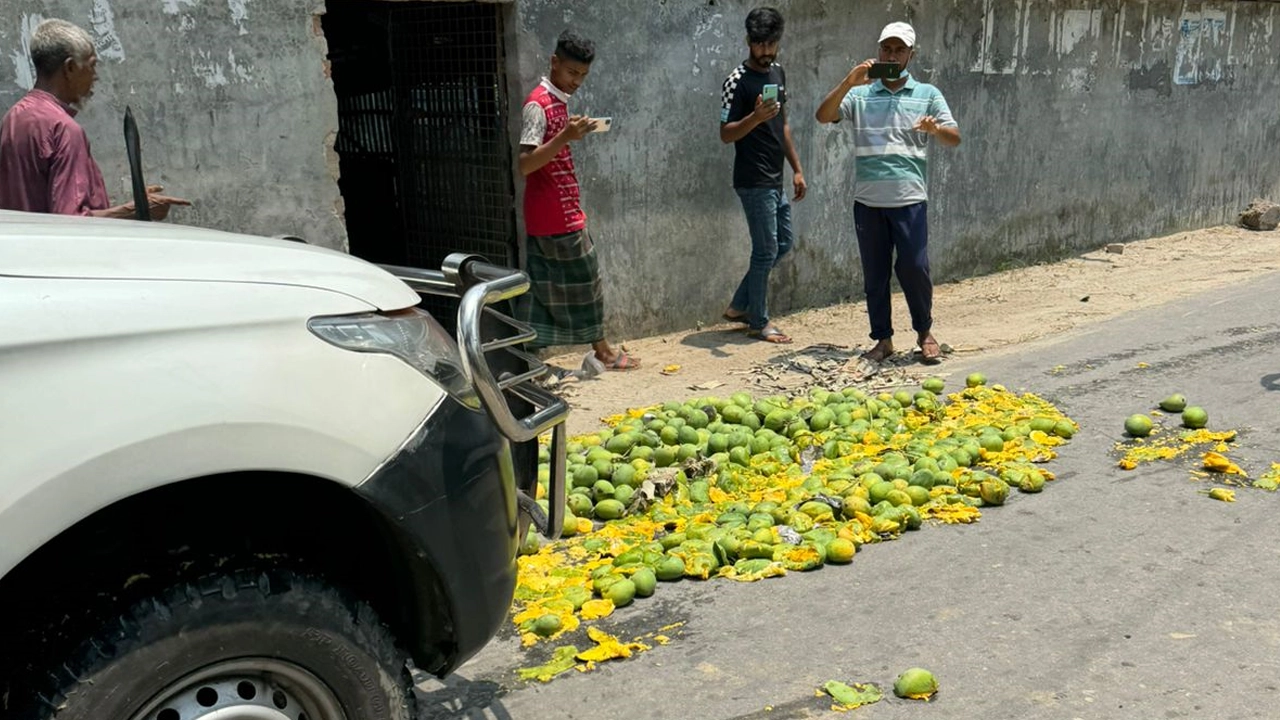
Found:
[720,62,788,189]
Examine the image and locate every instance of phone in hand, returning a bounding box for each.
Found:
[761,83,779,103]
[590,117,612,133]
[868,62,902,80]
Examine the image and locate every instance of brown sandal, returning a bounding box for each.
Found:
[603,350,641,370]
[918,335,942,365]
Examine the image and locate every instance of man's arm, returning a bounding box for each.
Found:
[517,101,595,177]
[47,124,107,216]
[719,71,779,144]
[929,123,961,147]
[89,203,134,219]
[781,108,806,201]
[89,185,191,220]
[816,59,873,124]
[914,92,961,147]
[720,96,777,144]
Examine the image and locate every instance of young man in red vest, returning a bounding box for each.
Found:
[516,30,639,371]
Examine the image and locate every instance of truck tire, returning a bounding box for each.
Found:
[24,568,415,720]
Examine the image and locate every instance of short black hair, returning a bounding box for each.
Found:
[554,30,595,64]
[746,7,784,44]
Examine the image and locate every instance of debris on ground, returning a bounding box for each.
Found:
[819,680,883,711]
[1238,198,1280,231]
[729,343,956,395]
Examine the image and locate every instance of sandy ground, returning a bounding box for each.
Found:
[541,224,1280,435]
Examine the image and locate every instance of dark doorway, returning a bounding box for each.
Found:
[323,1,518,271]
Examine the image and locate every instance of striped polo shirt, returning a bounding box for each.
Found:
[838,73,956,207]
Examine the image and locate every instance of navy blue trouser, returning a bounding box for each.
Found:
[853,201,932,341]
[731,187,794,331]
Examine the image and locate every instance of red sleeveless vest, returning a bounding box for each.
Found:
[522,84,586,236]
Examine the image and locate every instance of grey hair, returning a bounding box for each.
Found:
[29,19,95,77]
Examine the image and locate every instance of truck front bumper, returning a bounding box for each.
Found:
[361,254,569,675]
[355,396,524,675]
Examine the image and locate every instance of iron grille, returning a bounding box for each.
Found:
[326,1,517,332]
[388,3,516,270]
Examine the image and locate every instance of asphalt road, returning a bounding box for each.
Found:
[420,271,1280,720]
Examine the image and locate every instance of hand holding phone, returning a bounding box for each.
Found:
[868,62,902,80]
[590,117,613,133]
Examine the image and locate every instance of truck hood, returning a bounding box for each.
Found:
[0,210,420,310]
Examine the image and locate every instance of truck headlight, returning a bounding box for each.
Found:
[308,309,481,409]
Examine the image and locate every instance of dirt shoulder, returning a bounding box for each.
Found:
[544,225,1280,435]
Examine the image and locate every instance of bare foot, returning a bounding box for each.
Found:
[748,326,792,344]
[862,340,894,362]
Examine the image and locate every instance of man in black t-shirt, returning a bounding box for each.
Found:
[719,6,806,344]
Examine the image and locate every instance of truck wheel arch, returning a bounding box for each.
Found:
[0,471,456,690]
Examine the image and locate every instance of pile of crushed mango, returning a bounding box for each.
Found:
[514,378,1077,682]
[1114,414,1280,499]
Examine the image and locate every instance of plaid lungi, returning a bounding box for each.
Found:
[517,230,605,349]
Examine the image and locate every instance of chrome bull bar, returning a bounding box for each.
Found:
[380,254,569,540]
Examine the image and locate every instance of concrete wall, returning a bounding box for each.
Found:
[3,1,1277,339]
[507,0,1280,339]
[0,0,345,248]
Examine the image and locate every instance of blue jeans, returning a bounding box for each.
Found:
[854,201,932,341]
[730,187,793,331]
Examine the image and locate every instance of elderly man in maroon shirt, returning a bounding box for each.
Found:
[0,19,188,219]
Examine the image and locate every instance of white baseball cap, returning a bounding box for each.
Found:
[878,22,916,48]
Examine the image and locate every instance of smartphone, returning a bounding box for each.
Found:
[591,117,612,133]
[868,62,902,80]
[761,83,779,102]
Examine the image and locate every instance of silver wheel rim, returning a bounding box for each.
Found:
[127,658,348,720]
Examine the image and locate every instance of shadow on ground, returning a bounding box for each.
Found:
[678,325,760,356]
[414,672,511,720]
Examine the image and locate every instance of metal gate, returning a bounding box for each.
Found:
[328,1,517,271]
[388,3,517,269]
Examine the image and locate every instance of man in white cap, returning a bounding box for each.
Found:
[815,21,960,364]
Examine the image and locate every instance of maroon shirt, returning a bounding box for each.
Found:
[0,89,109,215]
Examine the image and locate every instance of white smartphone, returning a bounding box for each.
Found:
[591,116,613,133]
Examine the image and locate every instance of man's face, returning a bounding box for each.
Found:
[65,52,99,104]
[878,38,913,71]
[748,39,780,68]
[549,55,591,95]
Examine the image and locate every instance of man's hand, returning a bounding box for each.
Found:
[816,59,876,124]
[144,191,192,221]
[912,115,962,146]
[792,171,807,201]
[913,115,941,135]
[751,95,781,123]
[124,185,192,221]
[562,115,598,142]
[846,59,876,87]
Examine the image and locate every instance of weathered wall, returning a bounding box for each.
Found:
[3,1,1277,340]
[507,0,1280,339]
[0,0,345,248]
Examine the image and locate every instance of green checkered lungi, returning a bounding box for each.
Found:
[517,230,605,349]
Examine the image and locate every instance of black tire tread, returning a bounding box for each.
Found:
[25,567,414,720]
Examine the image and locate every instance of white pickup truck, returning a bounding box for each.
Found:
[0,210,568,720]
